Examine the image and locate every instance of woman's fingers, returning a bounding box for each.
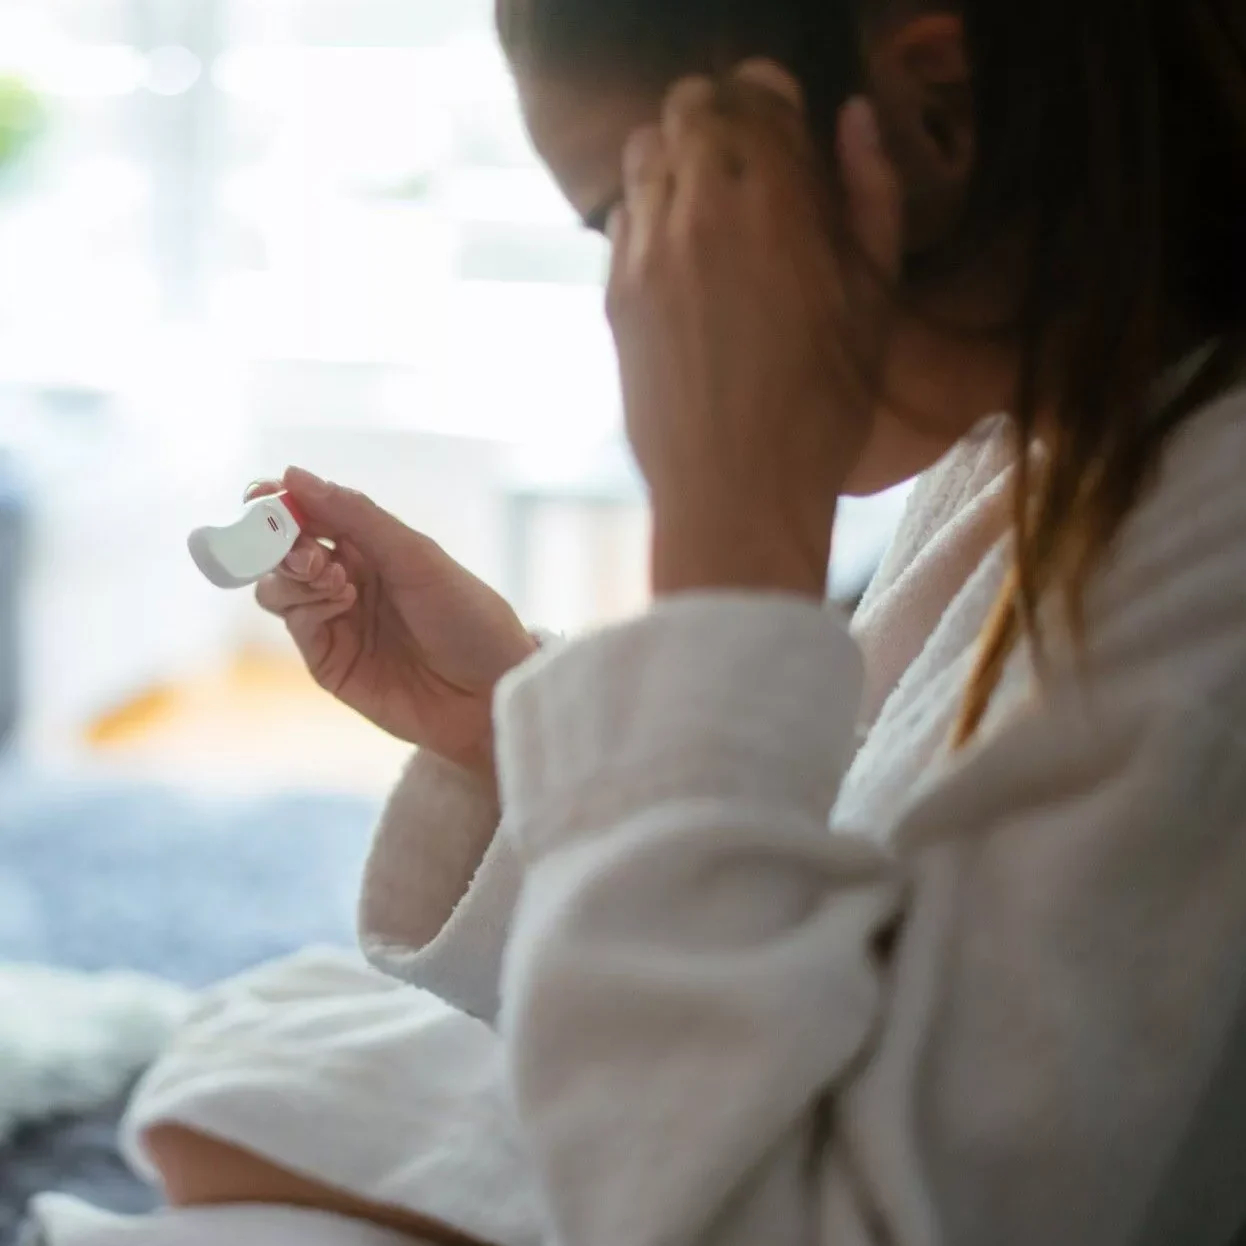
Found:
[719,65,829,239]
[255,562,351,619]
[663,68,900,314]
[281,536,332,581]
[662,76,737,241]
[645,65,820,261]
[283,591,359,658]
[731,59,804,112]
[625,63,899,281]
[243,481,339,582]
[608,125,671,322]
[247,481,369,641]
[621,125,672,268]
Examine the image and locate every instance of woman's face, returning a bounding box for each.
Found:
[516,67,1022,496]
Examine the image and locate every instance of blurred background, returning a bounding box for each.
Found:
[0,0,911,794]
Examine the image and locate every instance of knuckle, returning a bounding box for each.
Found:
[405,526,440,558]
[254,578,276,610]
[338,485,374,511]
[400,527,446,572]
[733,59,804,112]
[662,74,715,126]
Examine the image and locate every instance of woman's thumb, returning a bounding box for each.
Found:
[282,467,404,566]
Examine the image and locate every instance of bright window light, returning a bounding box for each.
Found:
[146,46,203,97]
[213,45,447,106]
[31,44,147,99]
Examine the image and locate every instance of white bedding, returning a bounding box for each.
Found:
[0,966,189,1144]
[24,949,544,1246]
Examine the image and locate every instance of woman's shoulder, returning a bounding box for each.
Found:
[1086,381,1246,706]
[1112,380,1246,590]
[1157,372,1246,483]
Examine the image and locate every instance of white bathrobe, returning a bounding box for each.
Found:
[29,381,1246,1245]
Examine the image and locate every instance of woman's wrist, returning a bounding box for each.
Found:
[436,738,499,790]
[430,631,546,788]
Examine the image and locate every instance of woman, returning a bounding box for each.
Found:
[32,0,1246,1243]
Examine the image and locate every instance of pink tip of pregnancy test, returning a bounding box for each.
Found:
[277,490,307,530]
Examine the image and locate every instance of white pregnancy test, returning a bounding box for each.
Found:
[188,492,305,589]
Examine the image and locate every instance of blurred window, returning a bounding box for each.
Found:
[0,0,617,442]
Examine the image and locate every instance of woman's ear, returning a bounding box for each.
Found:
[866,14,973,250]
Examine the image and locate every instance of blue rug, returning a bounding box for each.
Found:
[0,768,381,986]
[0,767,384,1242]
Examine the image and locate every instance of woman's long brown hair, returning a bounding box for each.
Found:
[947,0,1246,741]
[500,0,1246,742]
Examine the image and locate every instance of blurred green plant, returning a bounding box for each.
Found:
[0,75,46,174]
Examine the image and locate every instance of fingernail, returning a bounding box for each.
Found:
[285,466,330,498]
[286,548,314,576]
[667,74,716,111]
[243,479,266,502]
[843,97,881,151]
[733,59,804,110]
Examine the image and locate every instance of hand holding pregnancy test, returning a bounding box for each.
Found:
[188,468,536,776]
